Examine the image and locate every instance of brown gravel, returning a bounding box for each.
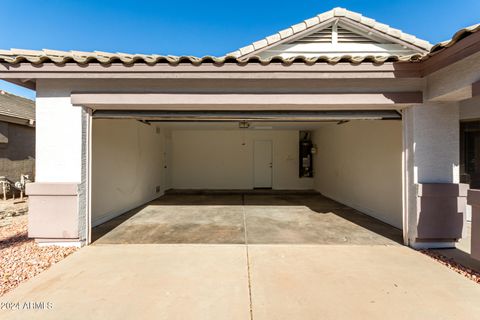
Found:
[0,215,77,296]
[0,199,28,221]
[421,249,480,284]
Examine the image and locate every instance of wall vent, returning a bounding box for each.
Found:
[289,25,380,45]
[291,27,333,44]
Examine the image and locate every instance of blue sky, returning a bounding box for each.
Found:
[1,0,479,100]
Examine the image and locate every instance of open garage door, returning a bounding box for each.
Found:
[90,111,403,244]
[92,110,401,122]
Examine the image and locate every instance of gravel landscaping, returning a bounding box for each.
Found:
[0,213,77,296]
[0,199,28,222]
[421,250,480,284]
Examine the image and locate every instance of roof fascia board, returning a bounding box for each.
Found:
[339,19,428,53]
[0,114,34,126]
[421,31,480,76]
[0,72,419,80]
[1,62,418,72]
[240,18,337,59]
[0,62,422,79]
[71,92,423,110]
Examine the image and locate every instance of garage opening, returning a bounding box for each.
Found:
[90,111,403,245]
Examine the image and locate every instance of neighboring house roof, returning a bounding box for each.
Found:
[228,7,432,58]
[0,90,35,126]
[0,10,477,67]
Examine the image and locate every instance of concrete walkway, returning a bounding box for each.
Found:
[1,244,480,319]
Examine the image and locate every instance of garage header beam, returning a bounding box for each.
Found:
[72,92,422,111]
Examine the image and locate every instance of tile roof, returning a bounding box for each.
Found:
[0,14,477,67]
[429,23,480,54]
[0,50,422,66]
[0,90,35,123]
[228,7,433,58]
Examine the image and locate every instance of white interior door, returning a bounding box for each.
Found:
[254,140,273,188]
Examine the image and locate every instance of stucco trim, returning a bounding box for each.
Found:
[417,183,468,197]
[26,182,78,195]
[467,189,480,260]
[26,183,80,241]
[415,183,467,244]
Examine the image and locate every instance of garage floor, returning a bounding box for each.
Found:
[92,192,402,245]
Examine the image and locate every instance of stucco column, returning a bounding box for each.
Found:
[26,85,88,247]
[403,102,467,249]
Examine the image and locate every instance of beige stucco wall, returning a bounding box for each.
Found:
[91,119,165,226]
[458,97,480,222]
[171,130,314,190]
[460,96,480,120]
[313,121,402,228]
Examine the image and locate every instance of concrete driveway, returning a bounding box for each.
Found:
[1,244,480,320]
[2,193,480,319]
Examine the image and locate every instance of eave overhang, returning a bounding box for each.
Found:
[0,61,422,86]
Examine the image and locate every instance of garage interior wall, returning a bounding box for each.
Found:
[171,130,314,190]
[91,120,402,229]
[312,121,403,228]
[91,119,167,226]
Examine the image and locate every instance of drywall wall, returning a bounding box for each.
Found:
[91,119,165,226]
[171,130,314,190]
[313,121,402,228]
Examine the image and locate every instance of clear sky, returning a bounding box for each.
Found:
[1,0,479,100]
